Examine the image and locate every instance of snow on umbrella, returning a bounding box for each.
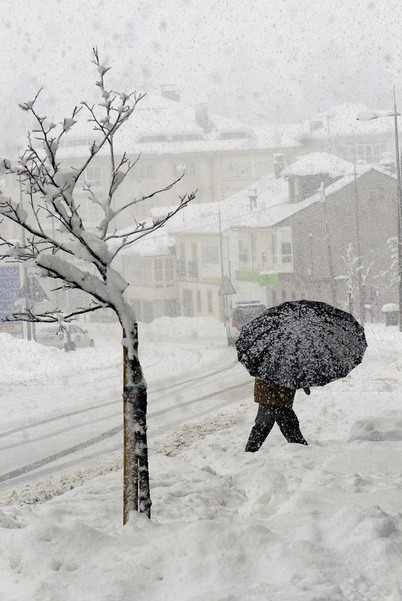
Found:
[235,299,367,389]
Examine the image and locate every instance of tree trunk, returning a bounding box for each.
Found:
[122,324,152,524]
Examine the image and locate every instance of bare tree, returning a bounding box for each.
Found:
[0,49,195,522]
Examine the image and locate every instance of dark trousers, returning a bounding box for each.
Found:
[245,404,307,452]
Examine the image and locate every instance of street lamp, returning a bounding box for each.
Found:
[357,93,402,331]
[319,183,337,306]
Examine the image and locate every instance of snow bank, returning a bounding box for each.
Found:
[0,332,120,387]
[348,414,402,441]
[1,406,401,601]
[0,321,400,601]
[0,316,226,389]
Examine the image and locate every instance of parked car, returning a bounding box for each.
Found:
[227,301,266,345]
[36,324,95,350]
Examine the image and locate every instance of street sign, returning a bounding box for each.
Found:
[234,269,279,287]
[17,275,49,303]
[0,262,23,338]
[218,275,236,295]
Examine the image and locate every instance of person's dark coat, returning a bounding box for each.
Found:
[254,378,295,407]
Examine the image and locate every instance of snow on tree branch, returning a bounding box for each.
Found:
[0,49,196,356]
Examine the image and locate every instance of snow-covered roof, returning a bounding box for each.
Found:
[55,92,277,159]
[312,103,397,137]
[281,152,355,178]
[151,161,394,238]
[152,176,289,236]
[237,163,393,229]
[278,103,398,143]
[114,231,176,257]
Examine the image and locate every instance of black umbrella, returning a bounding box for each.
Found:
[235,299,367,389]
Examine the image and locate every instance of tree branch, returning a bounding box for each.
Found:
[110,190,196,260]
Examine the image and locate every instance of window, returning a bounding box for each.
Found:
[176,259,186,277]
[183,290,193,317]
[188,243,198,278]
[177,243,186,276]
[207,290,213,313]
[271,234,277,266]
[196,290,201,312]
[165,258,174,284]
[239,239,249,266]
[84,164,103,190]
[341,141,388,164]
[223,158,254,178]
[138,135,169,143]
[136,163,155,180]
[201,242,220,265]
[219,131,253,140]
[282,242,292,264]
[164,299,178,317]
[281,290,286,302]
[250,233,257,267]
[141,259,153,286]
[171,134,203,142]
[154,259,163,287]
[125,257,153,287]
[187,261,198,278]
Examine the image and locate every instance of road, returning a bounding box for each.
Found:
[0,341,251,496]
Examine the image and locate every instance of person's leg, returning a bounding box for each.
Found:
[275,407,308,445]
[245,405,277,452]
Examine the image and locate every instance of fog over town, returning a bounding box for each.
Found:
[2,0,402,142]
[0,3,401,601]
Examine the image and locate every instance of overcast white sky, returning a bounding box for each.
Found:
[1,0,402,144]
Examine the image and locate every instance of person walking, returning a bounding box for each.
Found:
[245,378,308,451]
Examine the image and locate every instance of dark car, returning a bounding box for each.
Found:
[227,301,266,345]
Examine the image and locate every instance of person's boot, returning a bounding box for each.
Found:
[245,405,276,451]
[275,407,308,445]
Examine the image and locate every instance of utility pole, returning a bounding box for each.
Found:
[392,89,402,332]
[320,184,337,306]
[357,96,402,330]
[218,206,230,341]
[353,163,366,323]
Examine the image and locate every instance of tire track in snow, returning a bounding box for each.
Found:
[0,380,250,484]
[0,360,238,440]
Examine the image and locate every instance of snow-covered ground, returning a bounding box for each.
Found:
[0,317,401,601]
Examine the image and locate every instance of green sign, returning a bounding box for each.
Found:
[235,269,260,283]
[235,270,279,287]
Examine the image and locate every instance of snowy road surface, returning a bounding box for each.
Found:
[0,318,248,495]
